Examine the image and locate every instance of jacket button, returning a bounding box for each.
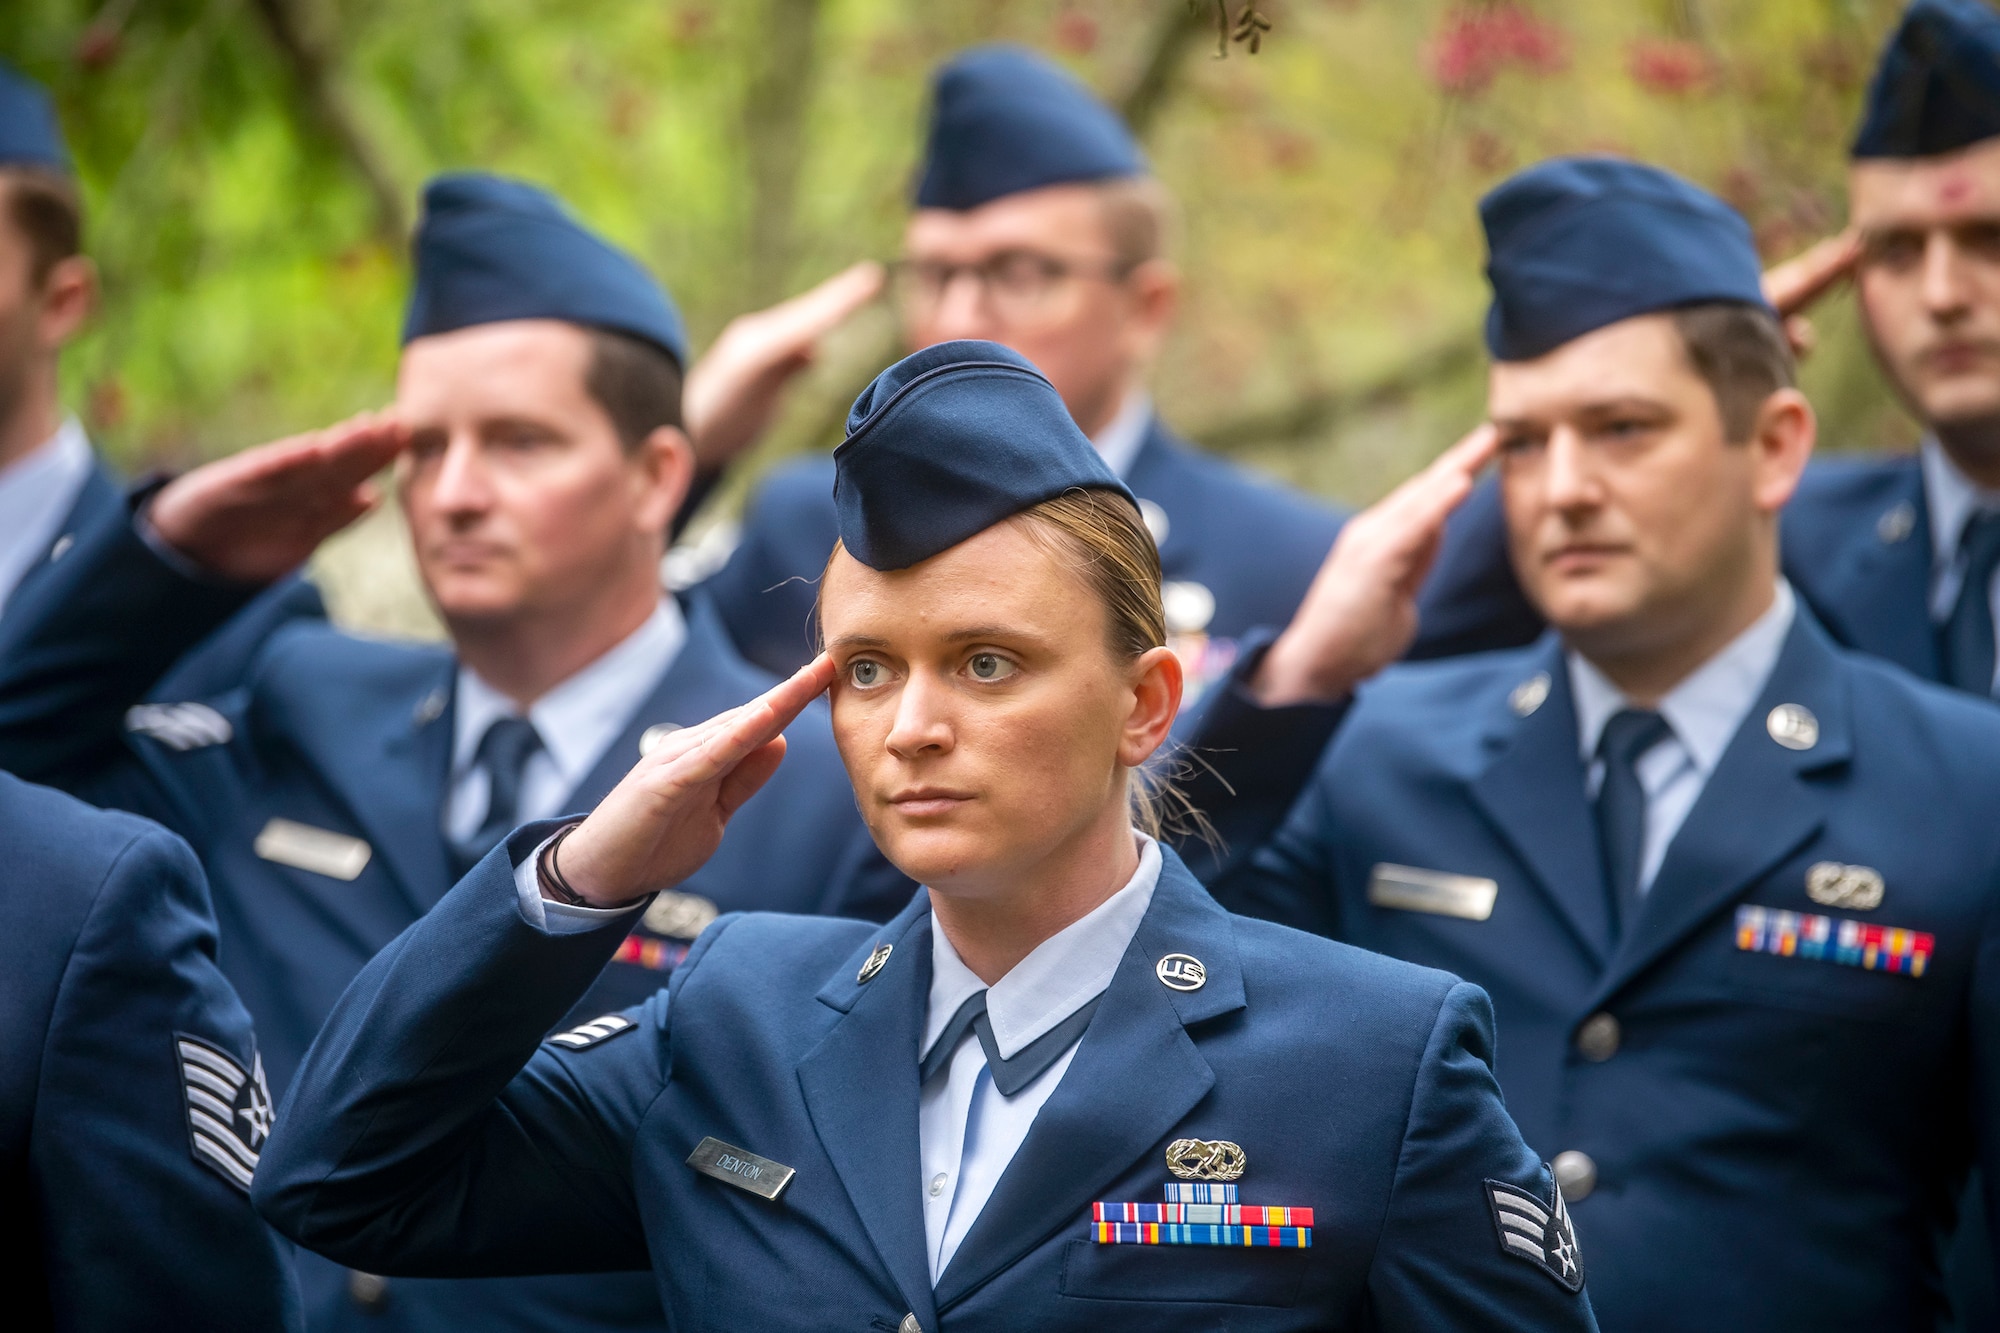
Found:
[348,1270,389,1312]
[1552,1151,1597,1202]
[898,1317,922,1333]
[1575,1012,1621,1062]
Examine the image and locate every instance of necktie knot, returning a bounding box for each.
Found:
[451,715,545,875]
[1595,707,1671,943]
[918,987,1103,1097]
[1598,707,1671,768]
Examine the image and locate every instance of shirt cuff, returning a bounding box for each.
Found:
[513,834,646,935]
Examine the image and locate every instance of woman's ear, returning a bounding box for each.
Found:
[1118,645,1183,769]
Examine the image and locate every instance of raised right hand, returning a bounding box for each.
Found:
[552,655,839,907]
[146,412,409,585]
[1251,425,1500,707]
[1761,229,1862,359]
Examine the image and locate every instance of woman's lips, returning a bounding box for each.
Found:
[887,789,975,817]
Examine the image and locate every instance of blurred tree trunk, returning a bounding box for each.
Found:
[740,0,825,308]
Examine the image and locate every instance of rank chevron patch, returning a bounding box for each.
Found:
[547,1013,636,1050]
[1485,1173,1583,1293]
[175,1034,273,1193]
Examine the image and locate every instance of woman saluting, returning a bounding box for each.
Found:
[255,342,1597,1331]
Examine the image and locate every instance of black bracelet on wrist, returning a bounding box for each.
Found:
[536,819,589,906]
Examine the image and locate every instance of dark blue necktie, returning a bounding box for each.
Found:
[1594,708,1672,941]
[1942,510,2000,697]
[918,990,1103,1097]
[451,716,545,875]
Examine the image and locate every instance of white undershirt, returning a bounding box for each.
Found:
[917,834,1159,1284]
[1922,439,2000,693]
[0,417,92,617]
[1567,581,1795,895]
[446,597,687,840]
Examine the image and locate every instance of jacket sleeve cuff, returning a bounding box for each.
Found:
[508,822,648,935]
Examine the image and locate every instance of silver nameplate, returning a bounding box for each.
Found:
[686,1136,794,1202]
[254,818,372,881]
[1368,863,1497,921]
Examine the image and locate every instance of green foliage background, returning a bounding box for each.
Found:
[3,0,1920,634]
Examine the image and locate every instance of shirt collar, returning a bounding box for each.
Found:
[0,415,91,505]
[452,596,688,788]
[923,833,1161,1063]
[1922,437,2000,567]
[1090,390,1153,481]
[1568,579,1796,777]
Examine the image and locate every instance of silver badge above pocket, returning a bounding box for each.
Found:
[1368,863,1498,921]
[253,818,372,881]
[1805,861,1885,911]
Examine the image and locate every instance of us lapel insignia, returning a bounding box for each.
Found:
[1155,954,1207,991]
[1766,704,1819,751]
[857,942,893,983]
[176,1034,273,1194]
[640,722,684,757]
[412,687,447,725]
[1877,501,1916,544]
[1092,1140,1314,1247]
[1805,861,1885,911]
[1735,905,1933,977]
[686,1136,796,1202]
[125,702,233,750]
[1509,672,1551,717]
[1486,1172,1583,1292]
[253,818,372,881]
[547,1014,637,1050]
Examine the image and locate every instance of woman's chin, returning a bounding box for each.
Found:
[874,821,1002,891]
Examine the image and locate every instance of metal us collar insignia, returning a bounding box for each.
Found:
[412,687,447,726]
[857,942,893,983]
[1486,1174,1583,1293]
[548,1014,636,1050]
[1156,953,1206,991]
[1878,500,1916,544]
[1805,861,1884,911]
[176,1034,273,1194]
[1166,1137,1246,1181]
[1509,671,1551,717]
[1766,703,1819,751]
[639,722,684,756]
[126,702,233,750]
[687,1136,795,1202]
[253,818,372,881]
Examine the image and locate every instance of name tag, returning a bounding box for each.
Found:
[1367,863,1497,921]
[254,818,372,881]
[686,1136,795,1202]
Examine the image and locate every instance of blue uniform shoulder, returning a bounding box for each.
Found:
[0,768,173,876]
[1785,453,1923,554]
[1836,642,2000,789]
[1340,642,1550,767]
[1227,906,1466,1017]
[745,455,839,524]
[251,619,453,706]
[1143,429,1348,530]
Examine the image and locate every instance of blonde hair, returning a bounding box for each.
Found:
[819,486,1206,842]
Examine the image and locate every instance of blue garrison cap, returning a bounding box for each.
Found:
[0,62,71,174]
[402,173,687,366]
[832,340,1137,570]
[915,45,1145,211]
[1481,157,1770,362]
[1853,0,2000,158]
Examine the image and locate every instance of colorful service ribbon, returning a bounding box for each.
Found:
[1734,905,1932,977]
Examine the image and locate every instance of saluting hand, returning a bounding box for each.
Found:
[1762,229,1863,359]
[147,412,409,585]
[1252,425,1500,707]
[682,261,885,474]
[552,655,839,907]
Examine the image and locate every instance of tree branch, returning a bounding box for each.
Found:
[1120,2,1212,138]
[247,0,407,244]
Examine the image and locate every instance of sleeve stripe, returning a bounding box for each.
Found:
[185,1086,236,1122]
[192,1134,257,1189]
[190,1109,260,1170]
[177,1040,247,1085]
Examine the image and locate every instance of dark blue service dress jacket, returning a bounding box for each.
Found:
[1411,455,1971,684]
[0,771,300,1331]
[0,505,898,1333]
[1198,610,2000,1331]
[254,833,1600,1331]
[700,416,1349,679]
[0,451,120,621]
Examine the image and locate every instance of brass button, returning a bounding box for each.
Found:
[1575,1012,1620,1062]
[1552,1150,1597,1202]
[899,1317,922,1333]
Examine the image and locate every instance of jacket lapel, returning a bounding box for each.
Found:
[1804,463,1937,678]
[561,595,767,812]
[796,895,938,1332]
[1588,613,1852,1005]
[1122,419,1194,579]
[1465,636,1616,966]
[932,851,1246,1313]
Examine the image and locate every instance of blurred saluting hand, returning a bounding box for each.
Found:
[682,261,885,474]
[146,413,409,585]
[551,655,838,907]
[1762,229,1863,359]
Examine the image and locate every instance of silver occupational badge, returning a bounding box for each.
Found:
[1165,1137,1247,1181]
[857,942,893,983]
[1509,672,1551,717]
[1766,703,1819,751]
[176,1034,272,1194]
[1805,861,1885,911]
[1155,953,1206,991]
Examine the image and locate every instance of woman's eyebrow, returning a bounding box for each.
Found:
[826,634,891,651]
[943,624,1041,644]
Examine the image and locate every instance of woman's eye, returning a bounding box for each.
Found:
[849,660,884,688]
[966,653,1016,682]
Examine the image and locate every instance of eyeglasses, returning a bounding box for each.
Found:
[887,249,1136,324]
